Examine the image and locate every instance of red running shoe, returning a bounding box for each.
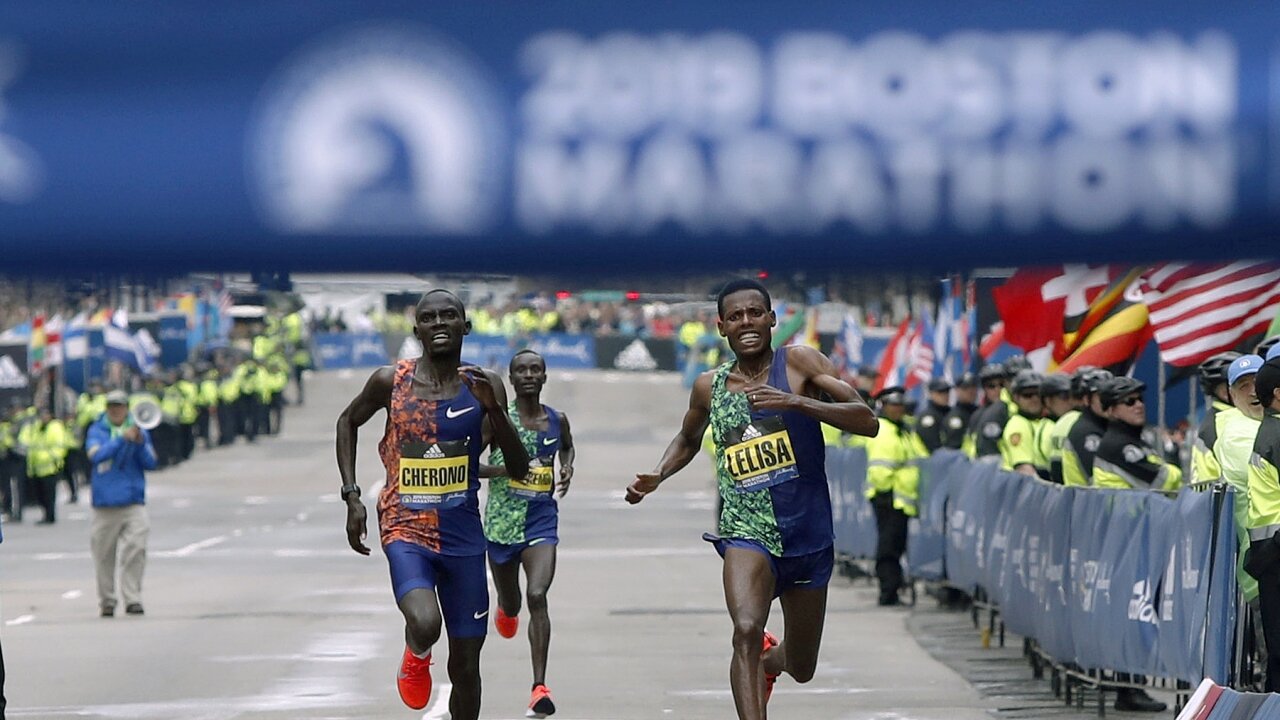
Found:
[495,607,519,639]
[396,646,433,710]
[526,684,556,718]
[762,630,781,704]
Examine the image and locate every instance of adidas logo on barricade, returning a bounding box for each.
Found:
[613,339,657,371]
[422,444,445,459]
[0,356,28,389]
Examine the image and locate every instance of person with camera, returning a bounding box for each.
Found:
[86,390,157,618]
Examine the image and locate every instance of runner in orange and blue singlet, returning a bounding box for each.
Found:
[336,290,529,719]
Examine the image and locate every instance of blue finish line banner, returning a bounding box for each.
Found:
[0,2,1278,273]
[827,447,1238,685]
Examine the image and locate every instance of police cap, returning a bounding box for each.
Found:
[1099,376,1146,410]
[1040,373,1072,398]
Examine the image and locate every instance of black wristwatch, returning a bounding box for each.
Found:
[340,484,361,501]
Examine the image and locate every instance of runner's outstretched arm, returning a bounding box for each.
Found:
[556,412,574,498]
[335,366,394,556]
[744,346,877,437]
[463,366,530,481]
[627,372,712,504]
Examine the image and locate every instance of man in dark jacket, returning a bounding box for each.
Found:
[917,378,952,453]
[87,390,157,618]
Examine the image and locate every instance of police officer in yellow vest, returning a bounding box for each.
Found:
[19,406,69,524]
[196,367,218,449]
[217,366,241,445]
[1063,369,1114,487]
[1214,356,1266,625]
[0,402,21,520]
[1192,353,1239,483]
[1038,373,1074,483]
[1092,377,1183,492]
[1001,371,1047,478]
[1048,368,1093,484]
[1244,357,1280,691]
[176,368,199,460]
[866,386,927,606]
[964,363,1012,459]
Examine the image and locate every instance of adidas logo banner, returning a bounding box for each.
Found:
[0,344,31,402]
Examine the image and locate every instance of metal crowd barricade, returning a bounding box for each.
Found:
[826,447,1242,717]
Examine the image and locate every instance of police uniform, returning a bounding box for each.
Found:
[1091,378,1183,491]
[1244,358,1280,691]
[865,386,927,605]
[917,378,951,453]
[1192,353,1239,483]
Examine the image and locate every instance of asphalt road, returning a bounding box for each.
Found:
[1,368,991,720]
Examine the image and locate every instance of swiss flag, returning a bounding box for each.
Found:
[992,265,1122,355]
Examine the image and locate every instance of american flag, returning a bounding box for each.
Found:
[1141,261,1280,367]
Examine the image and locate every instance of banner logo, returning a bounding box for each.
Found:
[0,355,28,389]
[251,25,505,235]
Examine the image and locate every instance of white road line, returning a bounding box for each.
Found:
[5,614,34,626]
[244,495,269,505]
[170,498,192,508]
[61,590,82,600]
[422,683,452,720]
[156,535,228,558]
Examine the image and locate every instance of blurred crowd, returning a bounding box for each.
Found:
[0,312,310,526]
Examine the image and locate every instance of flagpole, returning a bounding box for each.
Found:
[1156,360,1166,432]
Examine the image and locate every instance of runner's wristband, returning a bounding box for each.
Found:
[340,484,361,501]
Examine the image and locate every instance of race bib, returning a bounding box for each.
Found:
[509,456,555,500]
[398,439,470,509]
[724,416,799,493]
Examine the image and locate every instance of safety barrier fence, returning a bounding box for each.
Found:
[827,447,1239,695]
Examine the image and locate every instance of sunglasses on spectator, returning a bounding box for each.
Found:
[1119,396,1144,407]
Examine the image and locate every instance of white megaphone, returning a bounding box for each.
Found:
[131,398,163,430]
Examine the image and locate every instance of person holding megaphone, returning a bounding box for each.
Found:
[86,390,158,618]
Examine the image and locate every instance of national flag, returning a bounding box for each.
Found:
[771,304,807,349]
[29,314,45,374]
[934,278,966,382]
[112,307,129,329]
[906,314,935,390]
[872,318,912,396]
[104,323,139,370]
[1050,267,1152,373]
[785,307,820,350]
[44,314,65,368]
[133,329,159,373]
[1140,261,1280,367]
[829,313,863,383]
[993,265,1115,354]
[993,264,1152,373]
[979,322,1006,360]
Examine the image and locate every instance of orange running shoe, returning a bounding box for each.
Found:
[526,684,556,718]
[495,607,519,639]
[762,630,781,704]
[396,646,433,710]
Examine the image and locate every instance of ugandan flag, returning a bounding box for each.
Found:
[1050,267,1153,373]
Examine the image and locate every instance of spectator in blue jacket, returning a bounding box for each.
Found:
[87,390,157,618]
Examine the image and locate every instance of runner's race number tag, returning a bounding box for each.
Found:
[509,456,555,500]
[399,439,470,509]
[724,416,798,493]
